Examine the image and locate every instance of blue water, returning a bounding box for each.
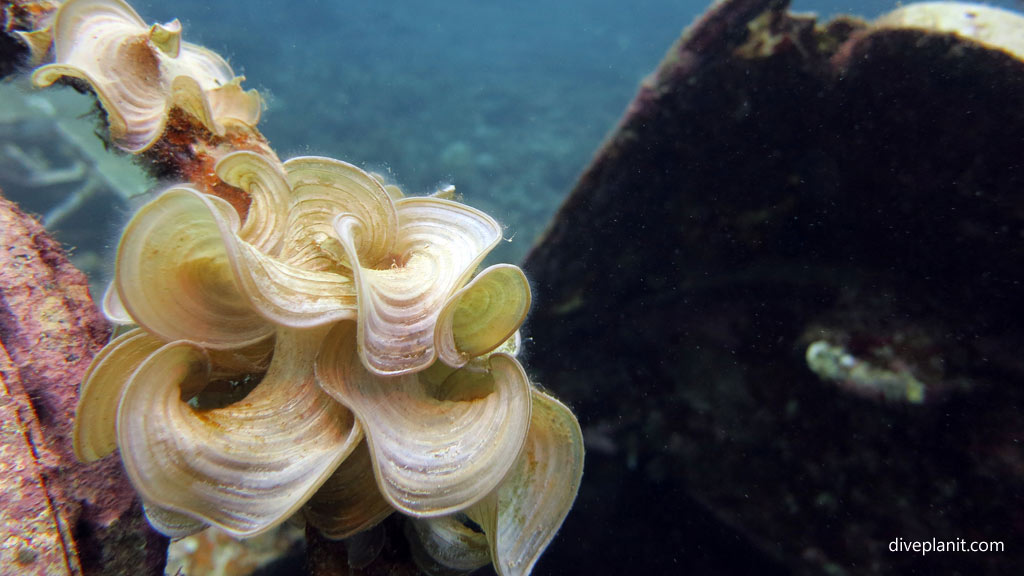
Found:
[124,0,1022,263]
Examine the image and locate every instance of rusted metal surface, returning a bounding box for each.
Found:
[0,0,57,79]
[0,191,167,575]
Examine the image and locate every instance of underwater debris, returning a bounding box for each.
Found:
[874,2,1024,59]
[523,0,1024,574]
[0,193,166,575]
[1,0,584,574]
[164,524,304,576]
[805,340,926,404]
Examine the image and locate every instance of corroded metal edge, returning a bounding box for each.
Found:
[0,190,167,576]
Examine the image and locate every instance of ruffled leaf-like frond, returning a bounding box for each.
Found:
[435,264,531,369]
[73,328,164,462]
[303,439,394,540]
[283,156,398,271]
[215,151,290,256]
[317,322,531,517]
[117,328,360,537]
[143,501,207,539]
[115,187,273,349]
[407,516,491,575]
[468,390,584,576]
[337,197,502,376]
[31,0,259,152]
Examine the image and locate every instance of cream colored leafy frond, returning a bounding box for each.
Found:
[317,323,532,517]
[117,329,360,538]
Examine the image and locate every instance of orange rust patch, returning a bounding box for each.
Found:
[5,1,59,33]
[142,108,253,220]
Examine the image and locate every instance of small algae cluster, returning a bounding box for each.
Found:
[23,0,583,574]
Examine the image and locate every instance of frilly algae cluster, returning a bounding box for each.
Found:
[25,0,583,574]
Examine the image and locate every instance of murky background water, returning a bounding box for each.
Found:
[3,0,1017,276]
